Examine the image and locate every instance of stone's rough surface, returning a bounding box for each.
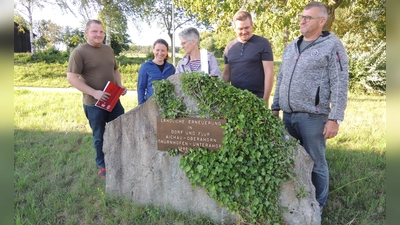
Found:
[103,74,321,224]
[279,136,321,224]
[103,98,236,223]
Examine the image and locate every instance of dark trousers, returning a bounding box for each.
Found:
[283,112,329,207]
[83,100,124,168]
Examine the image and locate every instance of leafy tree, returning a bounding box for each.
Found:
[199,31,228,58]
[14,0,49,55]
[62,26,85,51]
[174,0,386,93]
[330,1,386,93]
[98,0,128,46]
[346,37,386,94]
[59,0,150,46]
[62,25,130,56]
[173,0,385,54]
[143,0,212,59]
[33,19,63,51]
[106,32,131,56]
[331,0,386,52]
[173,0,347,55]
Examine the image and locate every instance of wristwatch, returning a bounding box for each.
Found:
[329,119,342,125]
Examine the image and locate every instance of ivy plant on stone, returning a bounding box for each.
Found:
[153,72,298,224]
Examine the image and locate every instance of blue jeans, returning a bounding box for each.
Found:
[283,112,329,207]
[83,100,124,169]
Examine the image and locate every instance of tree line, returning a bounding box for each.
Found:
[14,0,385,93]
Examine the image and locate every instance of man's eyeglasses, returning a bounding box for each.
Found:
[298,15,322,22]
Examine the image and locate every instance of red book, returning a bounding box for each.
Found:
[95,81,124,112]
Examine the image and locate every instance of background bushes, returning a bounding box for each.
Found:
[14,46,386,94]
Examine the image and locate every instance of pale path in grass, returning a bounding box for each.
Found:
[14,87,137,96]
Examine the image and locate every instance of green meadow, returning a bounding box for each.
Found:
[14,54,385,224]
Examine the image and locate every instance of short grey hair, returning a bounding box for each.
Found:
[305,1,328,20]
[178,27,200,45]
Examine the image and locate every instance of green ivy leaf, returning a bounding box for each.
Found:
[153,72,297,224]
[183,165,191,173]
[252,197,260,206]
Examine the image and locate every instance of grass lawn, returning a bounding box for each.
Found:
[14,89,385,224]
[14,53,385,224]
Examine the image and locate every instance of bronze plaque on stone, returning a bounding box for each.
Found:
[156,116,226,151]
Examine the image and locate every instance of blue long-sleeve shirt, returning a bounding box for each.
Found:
[137,60,176,104]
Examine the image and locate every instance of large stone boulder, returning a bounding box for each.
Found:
[279,142,321,224]
[103,74,321,224]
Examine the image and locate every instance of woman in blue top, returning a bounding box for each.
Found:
[137,39,176,104]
